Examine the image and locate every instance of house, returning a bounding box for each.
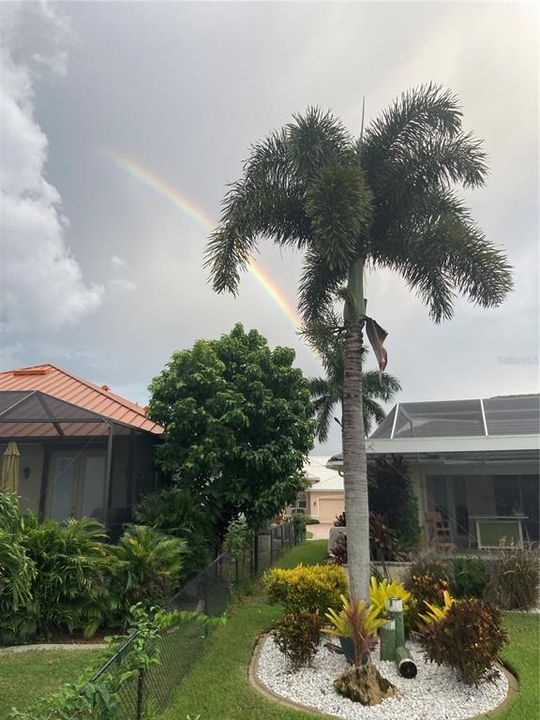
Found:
[292,456,345,523]
[326,395,540,549]
[0,364,164,532]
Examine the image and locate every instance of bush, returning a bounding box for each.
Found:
[405,555,453,631]
[109,525,186,619]
[453,557,490,599]
[369,513,406,561]
[135,486,213,576]
[305,517,320,525]
[487,546,539,610]
[0,493,35,642]
[264,563,348,615]
[419,598,508,685]
[1,511,109,644]
[328,532,348,566]
[368,455,420,550]
[369,577,411,616]
[334,512,346,527]
[272,612,322,670]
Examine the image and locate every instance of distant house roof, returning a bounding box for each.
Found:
[0,364,163,436]
[327,395,540,467]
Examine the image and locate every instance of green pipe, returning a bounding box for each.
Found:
[395,645,417,679]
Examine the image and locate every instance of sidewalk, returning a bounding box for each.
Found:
[307,523,332,540]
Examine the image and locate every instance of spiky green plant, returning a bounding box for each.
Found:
[108,525,186,618]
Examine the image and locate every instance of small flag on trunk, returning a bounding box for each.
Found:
[365,317,388,372]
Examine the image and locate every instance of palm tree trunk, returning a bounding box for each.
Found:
[342,319,370,601]
[342,255,369,602]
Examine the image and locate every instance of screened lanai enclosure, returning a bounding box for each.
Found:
[0,389,161,534]
[329,395,540,550]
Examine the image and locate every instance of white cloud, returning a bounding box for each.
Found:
[111,255,126,268]
[0,4,102,335]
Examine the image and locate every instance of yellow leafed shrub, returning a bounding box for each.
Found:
[369,576,411,615]
[264,563,348,615]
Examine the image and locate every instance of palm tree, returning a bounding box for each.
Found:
[303,314,402,442]
[205,85,512,602]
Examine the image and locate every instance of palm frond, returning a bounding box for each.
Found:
[298,250,346,324]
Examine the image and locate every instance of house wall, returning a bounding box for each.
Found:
[307,491,344,523]
[0,442,44,513]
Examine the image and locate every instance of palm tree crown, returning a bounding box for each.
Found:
[303,316,402,442]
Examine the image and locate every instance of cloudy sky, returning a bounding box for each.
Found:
[1,1,538,454]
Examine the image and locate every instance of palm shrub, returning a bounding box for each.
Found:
[20,516,109,640]
[0,493,35,643]
[135,486,213,576]
[108,525,186,618]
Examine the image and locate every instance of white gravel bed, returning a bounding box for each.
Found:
[256,636,509,720]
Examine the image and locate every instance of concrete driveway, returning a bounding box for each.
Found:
[307,523,332,540]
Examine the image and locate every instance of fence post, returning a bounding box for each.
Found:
[136,667,144,720]
[253,533,259,576]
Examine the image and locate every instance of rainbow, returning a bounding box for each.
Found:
[107,152,302,333]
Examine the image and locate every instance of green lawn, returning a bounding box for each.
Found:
[165,540,539,720]
[492,612,540,719]
[0,648,105,719]
[164,540,328,720]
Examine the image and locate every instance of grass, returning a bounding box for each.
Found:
[0,648,105,719]
[166,540,539,720]
[164,540,328,720]
[490,612,540,719]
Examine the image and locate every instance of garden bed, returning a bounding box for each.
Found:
[254,636,512,720]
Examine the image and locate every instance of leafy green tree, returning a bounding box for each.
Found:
[148,324,315,536]
[205,85,512,602]
[303,314,401,441]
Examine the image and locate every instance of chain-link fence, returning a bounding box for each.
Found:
[89,519,303,719]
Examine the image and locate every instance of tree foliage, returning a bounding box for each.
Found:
[148,323,316,534]
[302,313,401,441]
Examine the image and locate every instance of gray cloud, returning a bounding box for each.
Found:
[1,1,538,454]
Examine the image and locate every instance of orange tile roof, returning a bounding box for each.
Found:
[0,364,164,435]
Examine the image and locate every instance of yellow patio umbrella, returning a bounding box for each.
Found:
[1,441,21,493]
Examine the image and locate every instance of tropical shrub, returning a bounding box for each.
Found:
[368,455,420,550]
[369,576,411,616]
[0,493,35,643]
[324,594,385,665]
[108,525,186,619]
[328,532,348,566]
[272,612,322,670]
[419,598,507,685]
[453,557,490,599]
[487,546,540,610]
[369,513,406,561]
[292,513,307,541]
[22,516,109,640]
[264,564,347,615]
[334,512,346,527]
[2,511,109,644]
[135,486,214,577]
[418,589,455,624]
[405,555,453,631]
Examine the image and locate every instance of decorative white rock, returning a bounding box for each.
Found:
[255,637,509,720]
